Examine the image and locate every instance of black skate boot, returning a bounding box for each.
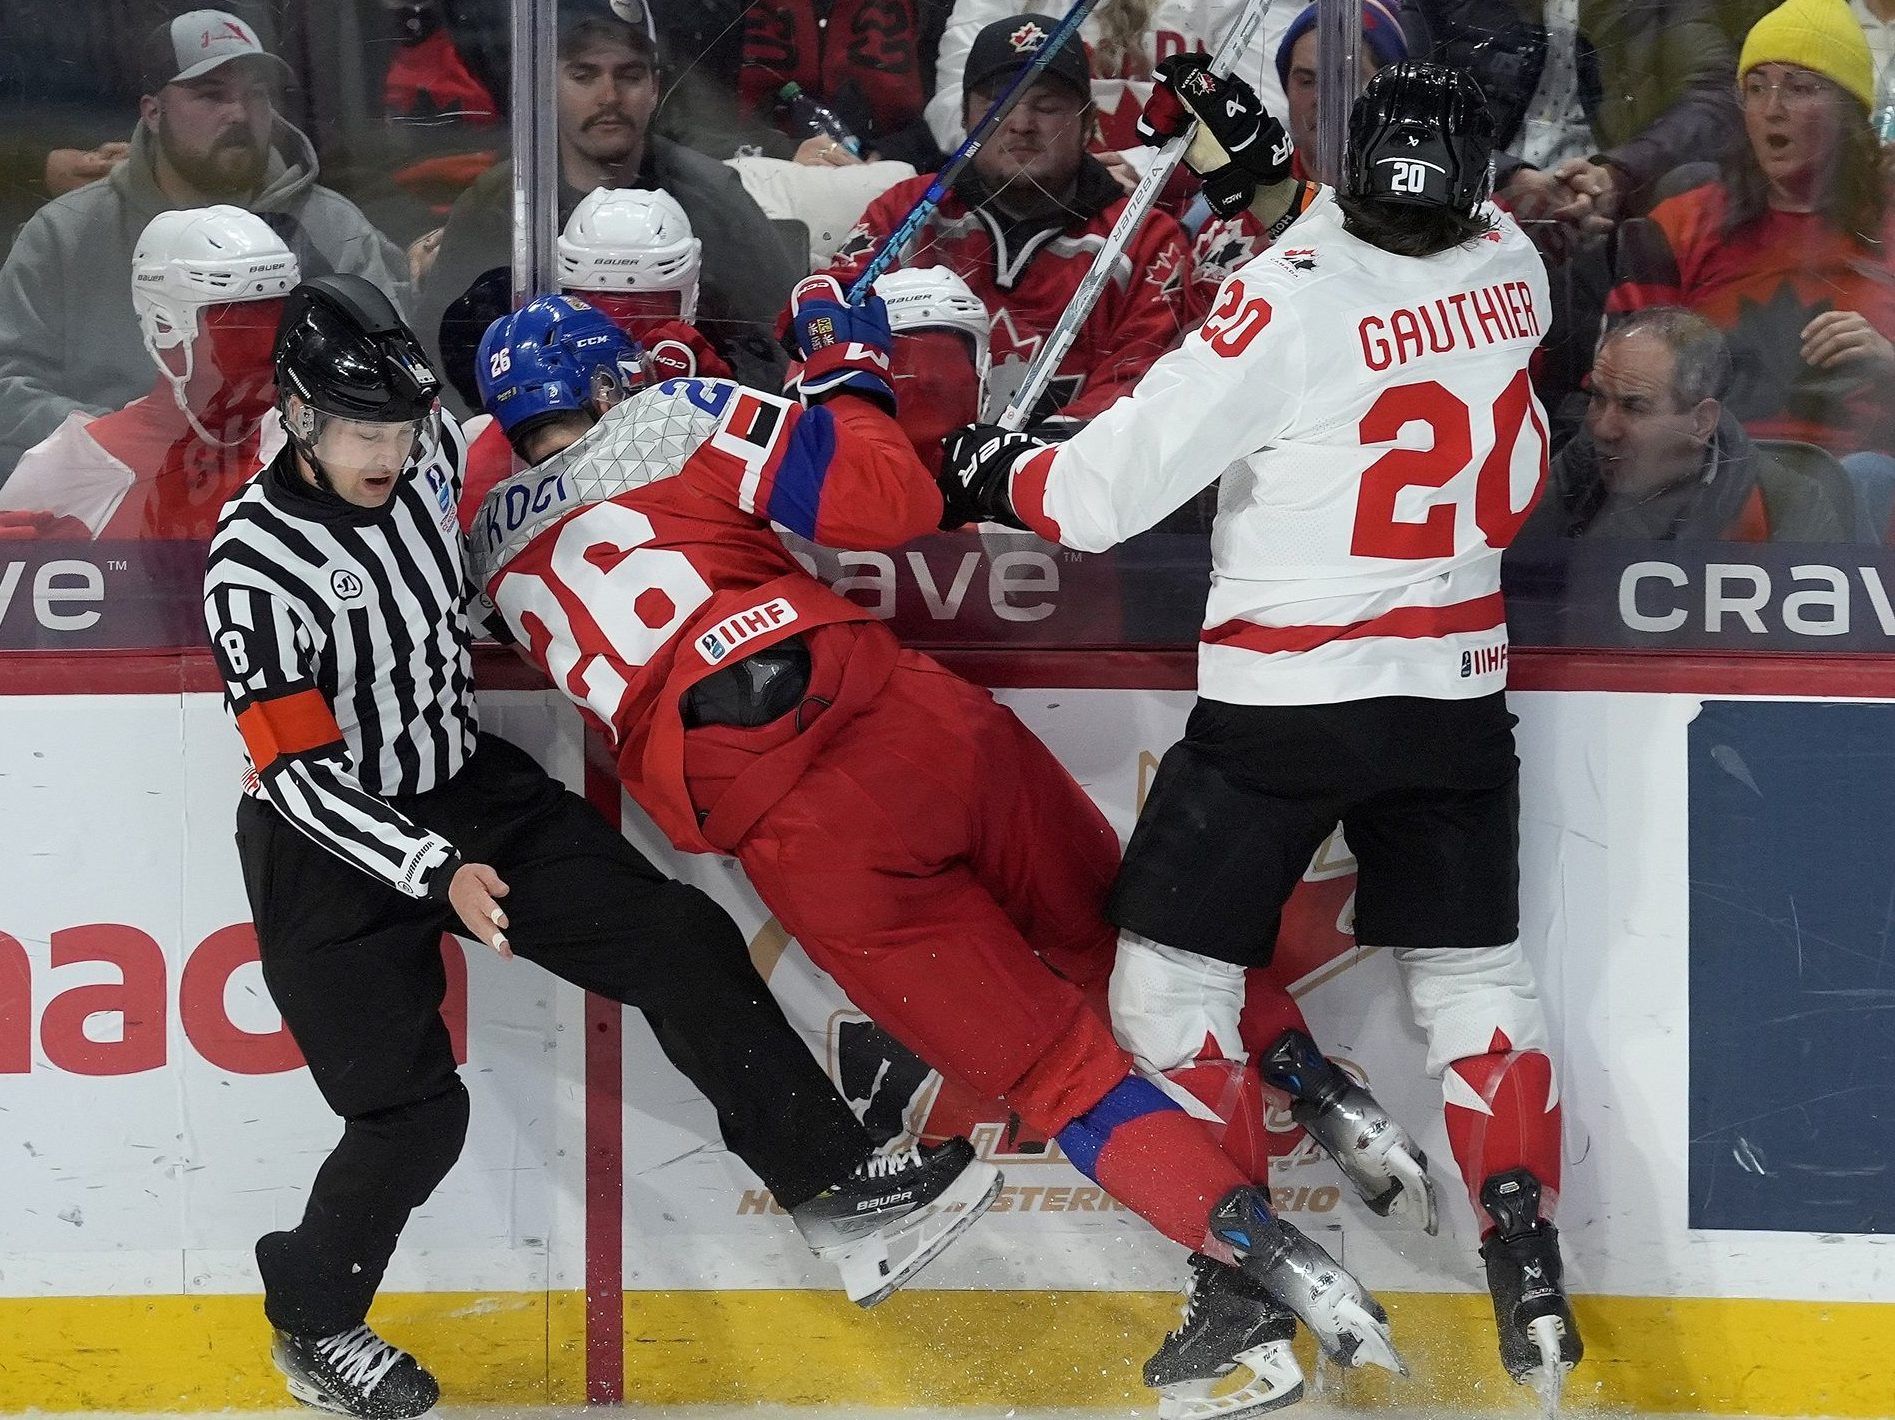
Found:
[1480,1168,1582,1408]
[791,1138,1002,1307]
[1260,1028,1437,1233]
[1208,1186,1405,1376]
[271,1324,438,1419]
[1145,1252,1304,1420]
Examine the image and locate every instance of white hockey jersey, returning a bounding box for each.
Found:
[1009,189,1550,705]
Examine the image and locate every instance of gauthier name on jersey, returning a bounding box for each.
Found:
[1359,278,1543,372]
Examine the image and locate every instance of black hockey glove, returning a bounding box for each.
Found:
[1136,54,1294,218]
[936,423,1046,531]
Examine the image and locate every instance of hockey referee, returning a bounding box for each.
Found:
[203,276,993,1418]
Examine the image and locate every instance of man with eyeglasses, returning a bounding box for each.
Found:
[814,13,1195,432]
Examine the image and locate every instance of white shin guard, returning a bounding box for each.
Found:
[1388,940,1549,1079]
[1110,931,1248,1076]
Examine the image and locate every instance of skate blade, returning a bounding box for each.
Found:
[824,1160,1003,1308]
[1319,1299,1407,1378]
[1384,1145,1438,1236]
[1523,1314,1572,1416]
[283,1374,436,1420]
[1157,1341,1305,1420]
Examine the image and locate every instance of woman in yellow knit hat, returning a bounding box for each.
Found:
[1608,0,1895,536]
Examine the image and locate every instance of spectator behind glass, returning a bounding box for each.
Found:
[926,0,1300,154]
[457,189,735,515]
[0,8,409,484]
[1419,0,1741,253]
[1517,307,1855,540]
[651,0,950,169]
[0,207,297,541]
[818,13,1195,429]
[1608,0,1895,534]
[417,0,799,412]
[1188,0,1408,300]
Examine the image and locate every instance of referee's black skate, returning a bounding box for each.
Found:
[271,1324,438,1419]
[1480,1169,1582,1410]
[791,1137,1002,1307]
[1145,1252,1304,1420]
[1209,1186,1406,1376]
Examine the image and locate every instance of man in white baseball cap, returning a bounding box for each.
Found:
[0,9,407,482]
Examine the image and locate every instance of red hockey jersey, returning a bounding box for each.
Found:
[816,164,1194,422]
[466,379,943,852]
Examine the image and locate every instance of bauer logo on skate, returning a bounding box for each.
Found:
[696,597,798,663]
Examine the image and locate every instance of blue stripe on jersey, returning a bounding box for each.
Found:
[764,403,837,540]
[1054,1075,1177,1182]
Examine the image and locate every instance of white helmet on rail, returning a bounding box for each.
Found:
[132,205,299,441]
[871,265,993,472]
[557,187,702,329]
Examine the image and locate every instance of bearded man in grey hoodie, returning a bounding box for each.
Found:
[0,10,408,483]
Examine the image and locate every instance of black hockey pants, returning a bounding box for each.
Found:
[235,733,869,1337]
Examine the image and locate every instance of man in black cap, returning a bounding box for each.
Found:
[815,12,1195,431]
[416,0,798,410]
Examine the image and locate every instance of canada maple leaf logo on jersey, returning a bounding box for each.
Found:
[1276,246,1318,272]
[1008,20,1047,51]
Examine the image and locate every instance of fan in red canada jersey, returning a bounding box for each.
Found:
[0,206,297,540]
[467,274,1405,1420]
[456,187,731,524]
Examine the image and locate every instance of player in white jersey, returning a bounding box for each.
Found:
[939,60,1583,1405]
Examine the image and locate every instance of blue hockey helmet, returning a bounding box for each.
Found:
[476,294,645,445]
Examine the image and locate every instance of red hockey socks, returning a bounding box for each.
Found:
[1443,1032,1562,1232]
[1057,1074,1249,1249]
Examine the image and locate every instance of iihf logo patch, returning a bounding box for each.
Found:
[1008,20,1047,51]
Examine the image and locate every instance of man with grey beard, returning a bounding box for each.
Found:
[0,9,407,484]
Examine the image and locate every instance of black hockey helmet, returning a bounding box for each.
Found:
[273,273,440,424]
[1345,61,1495,216]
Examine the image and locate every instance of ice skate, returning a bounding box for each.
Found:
[1146,1252,1306,1420]
[791,1138,1001,1307]
[1209,1186,1406,1375]
[1260,1028,1438,1233]
[1480,1168,1582,1410]
[271,1324,438,1419]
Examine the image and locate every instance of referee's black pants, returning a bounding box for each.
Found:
[235,734,871,1338]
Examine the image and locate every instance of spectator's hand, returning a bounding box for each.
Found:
[0,509,89,540]
[795,134,864,167]
[43,142,128,196]
[408,226,446,284]
[449,861,513,958]
[788,274,896,410]
[1099,149,1140,196]
[1550,157,1622,234]
[641,321,732,381]
[1499,167,1579,260]
[1800,310,1895,374]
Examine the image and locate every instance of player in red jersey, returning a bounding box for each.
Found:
[467,280,1405,1418]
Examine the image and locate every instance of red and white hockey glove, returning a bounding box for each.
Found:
[0,509,88,540]
[788,273,897,413]
[1137,54,1294,218]
[936,423,1046,531]
[639,320,732,382]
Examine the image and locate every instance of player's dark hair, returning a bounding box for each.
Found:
[1335,191,1497,258]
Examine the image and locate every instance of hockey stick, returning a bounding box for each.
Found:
[997,0,1274,429]
[845,0,1104,303]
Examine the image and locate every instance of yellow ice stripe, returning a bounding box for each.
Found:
[0,1290,1887,1414]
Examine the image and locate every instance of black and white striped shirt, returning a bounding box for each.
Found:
[203,416,477,899]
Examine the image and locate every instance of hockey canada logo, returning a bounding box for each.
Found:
[1276,247,1318,273]
[1008,20,1047,51]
